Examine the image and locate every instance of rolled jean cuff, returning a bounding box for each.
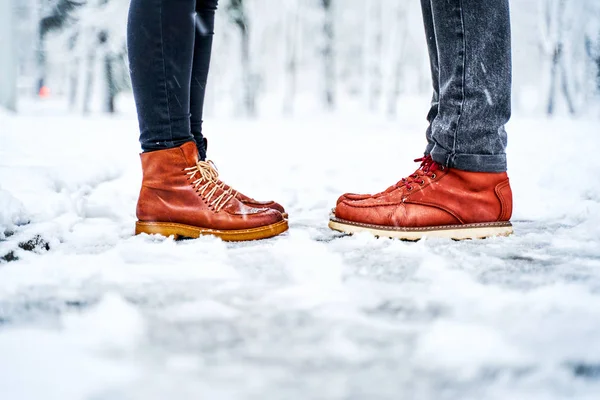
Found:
[428,145,507,173]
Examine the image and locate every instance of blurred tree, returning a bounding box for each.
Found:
[385,3,409,117]
[539,0,600,115]
[0,0,18,111]
[584,35,600,96]
[540,0,576,115]
[35,0,128,113]
[596,38,600,93]
[283,0,301,114]
[363,1,382,111]
[321,0,335,109]
[22,0,600,117]
[37,0,85,95]
[227,0,256,116]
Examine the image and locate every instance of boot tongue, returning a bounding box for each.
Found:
[180,141,200,166]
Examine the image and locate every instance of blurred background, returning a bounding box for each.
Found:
[1,0,599,118]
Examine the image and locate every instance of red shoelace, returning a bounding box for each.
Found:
[380,155,444,194]
[402,156,443,190]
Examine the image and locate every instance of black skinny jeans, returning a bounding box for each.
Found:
[127,0,218,160]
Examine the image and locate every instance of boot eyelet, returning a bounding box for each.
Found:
[420,180,425,185]
[407,186,413,191]
[431,174,436,179]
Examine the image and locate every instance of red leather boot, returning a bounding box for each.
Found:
[330,156,513,240]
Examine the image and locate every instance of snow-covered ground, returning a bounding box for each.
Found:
[1,100,600,399]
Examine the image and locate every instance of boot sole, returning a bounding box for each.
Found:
[329,216,513,241]
[136,220,289,242]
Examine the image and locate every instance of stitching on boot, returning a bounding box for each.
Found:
[331,218,511,232]
[494,180,510,221]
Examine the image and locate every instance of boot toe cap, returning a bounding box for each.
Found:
[261,201,285,214]
[334,200,391,226]
[239,198,286,214]
[336,193,371,204]
[232,207,284,229]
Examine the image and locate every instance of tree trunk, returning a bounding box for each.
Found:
[240,26,255,116]
[547,43,560,115]
[322,0,335,110]
[596,34,600,94]
[597,55,600,94]
[83,45,95,114]
[68,58,79,110]
[36,18,47,97]
[283,3,300,115]
[559,50,576,115]
[387,7,408,117]
[544,0,566,116]
[544,0,577,115]
[99,30,116,113]
[228,0,256,116]
[104,54,116,113]
[364,1,382,111]
[0,0,17,111]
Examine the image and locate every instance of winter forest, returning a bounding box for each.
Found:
[4,0,600,116]
[2,1,600,400]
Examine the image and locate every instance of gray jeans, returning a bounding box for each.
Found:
[421,0,511,173]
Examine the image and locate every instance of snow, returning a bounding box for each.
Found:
[1,100,600,399]
[0,187,28,238]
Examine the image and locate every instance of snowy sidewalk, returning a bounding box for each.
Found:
[1,107,600,399]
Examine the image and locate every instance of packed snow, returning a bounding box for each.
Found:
[1,99,600,399]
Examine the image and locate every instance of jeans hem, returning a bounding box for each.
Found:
[428,146,507,173]
[141,138,195,153]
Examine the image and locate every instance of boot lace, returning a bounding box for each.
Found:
[401,156,443,191]
[184,161,238,212]
[382,155,443,193]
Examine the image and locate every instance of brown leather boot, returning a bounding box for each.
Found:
[135,142,288,241]
[200,138,287,218]
[330,156,513,240]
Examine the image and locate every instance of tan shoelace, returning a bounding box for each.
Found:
[184,161,237,212]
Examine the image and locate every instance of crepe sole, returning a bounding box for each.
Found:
[136,219,289,242]
[329,216,512,241]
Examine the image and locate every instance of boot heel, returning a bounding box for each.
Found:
[135,221,183,239]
